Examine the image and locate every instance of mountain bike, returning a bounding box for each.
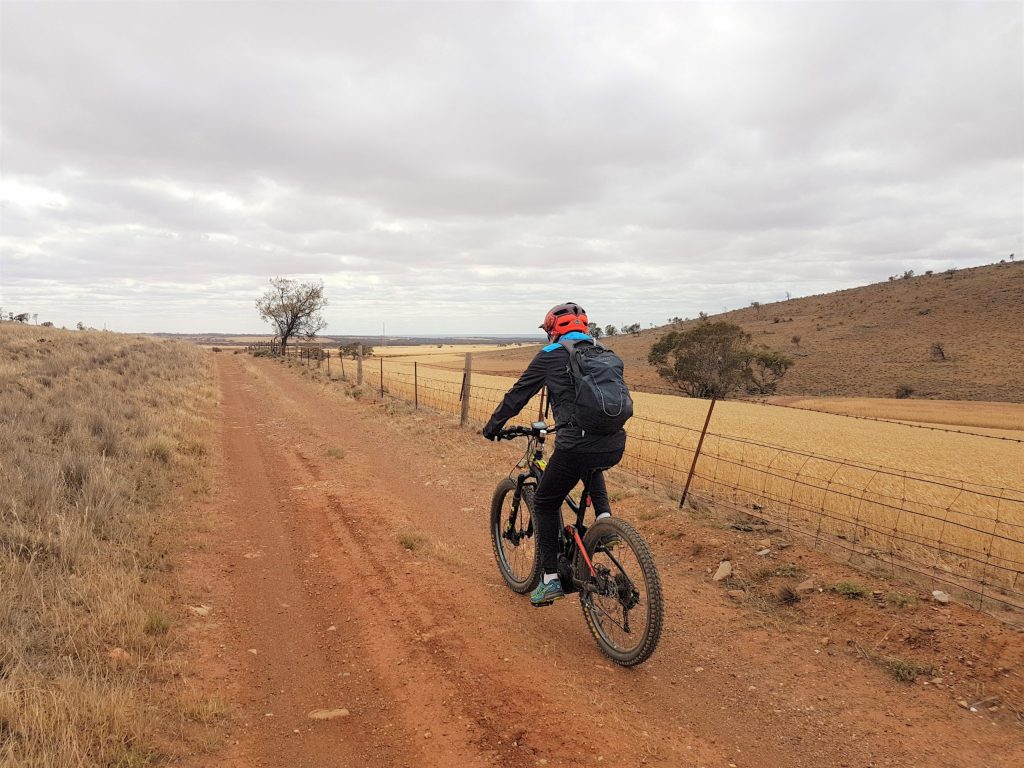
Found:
[489,422,663,666]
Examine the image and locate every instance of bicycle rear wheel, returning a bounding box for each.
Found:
[490,478,542,593]
[578,517,663,666]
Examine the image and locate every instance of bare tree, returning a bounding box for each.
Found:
[256,277,328,355]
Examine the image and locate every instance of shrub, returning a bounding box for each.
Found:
[746,350,794,395]
[895,385,915,399]
[833,580,867,599]
[648,322,753,399]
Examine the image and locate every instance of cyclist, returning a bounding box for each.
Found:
[483,302,627,606]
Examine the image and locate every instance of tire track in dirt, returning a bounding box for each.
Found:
[183,354,1024,768]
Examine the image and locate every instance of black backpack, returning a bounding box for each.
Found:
[558,338,634,434]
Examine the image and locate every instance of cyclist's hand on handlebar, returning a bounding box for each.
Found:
[482,423,501,441]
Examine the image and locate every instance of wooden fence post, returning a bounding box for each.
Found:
[680,397,717,509]
[356,345,363,385]
[460,353,473,427]
[340,354,346,381]
[380,357,384,398]
[414,362,419,409]
[327,350,331,375]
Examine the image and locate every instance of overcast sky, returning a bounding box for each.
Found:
[1,1,1021,335]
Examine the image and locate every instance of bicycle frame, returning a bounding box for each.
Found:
[504,423,598,582]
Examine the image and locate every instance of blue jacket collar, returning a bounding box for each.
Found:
[543,331,591,351]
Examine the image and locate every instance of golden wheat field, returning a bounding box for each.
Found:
[770,396,1024,432]
[328,355,1024,609]
[0,324,215,766]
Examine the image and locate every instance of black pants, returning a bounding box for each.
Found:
[533,447,624,573]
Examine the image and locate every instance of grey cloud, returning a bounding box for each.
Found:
[1,1,1021,334]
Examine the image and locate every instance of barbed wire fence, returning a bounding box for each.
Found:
[246,343,1024,621]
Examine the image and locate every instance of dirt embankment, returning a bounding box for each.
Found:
[177,353,1024,768]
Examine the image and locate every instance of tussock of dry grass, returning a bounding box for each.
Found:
[0,324,213,767]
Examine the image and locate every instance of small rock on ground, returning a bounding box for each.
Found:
[712,561,733,581]
[308,708,350,720]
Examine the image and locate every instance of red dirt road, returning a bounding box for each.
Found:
[180,354,1024,767]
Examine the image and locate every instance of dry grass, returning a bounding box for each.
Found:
[0,323,213,766]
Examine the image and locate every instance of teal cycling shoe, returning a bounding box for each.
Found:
[530,578,565,607]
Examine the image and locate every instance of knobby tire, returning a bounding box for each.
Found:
[578,517,663,666]
[490,478,542,594]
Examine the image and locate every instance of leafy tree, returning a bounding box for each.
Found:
[621,322,641,336]
[339,343,373,359]
[41,321,54,327]
[14,313,30,323]
[647,322,754,398]
[256,277,327,355]
[604,324,618,337]
[746,350,794,395]
[750,301,761,315]
[76,321,85,330]
[588,322,603,339]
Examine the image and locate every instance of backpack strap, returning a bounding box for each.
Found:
[558,336,600,378]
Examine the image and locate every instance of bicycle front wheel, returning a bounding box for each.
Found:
[490,478,542,594]
[578,517,663,666]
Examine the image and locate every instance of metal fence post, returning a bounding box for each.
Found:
[414,361,419,409]
[680,397,717,509]
[356,345,363,385]
[460,353,473,427]
[380,357,384,398]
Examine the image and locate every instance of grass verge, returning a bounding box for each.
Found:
[0,323,214,766]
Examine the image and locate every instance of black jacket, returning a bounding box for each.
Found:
[485,333,628,453]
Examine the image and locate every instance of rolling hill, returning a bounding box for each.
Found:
[474,260,1024,402]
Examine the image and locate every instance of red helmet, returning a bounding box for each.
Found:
[540,302,588,340]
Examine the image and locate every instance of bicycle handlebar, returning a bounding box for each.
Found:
[496,423,558,441]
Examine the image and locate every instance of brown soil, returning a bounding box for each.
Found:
[177,353,1024,768]
[471,260,1024,402]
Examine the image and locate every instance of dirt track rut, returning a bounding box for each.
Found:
[181,354,1024,767]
